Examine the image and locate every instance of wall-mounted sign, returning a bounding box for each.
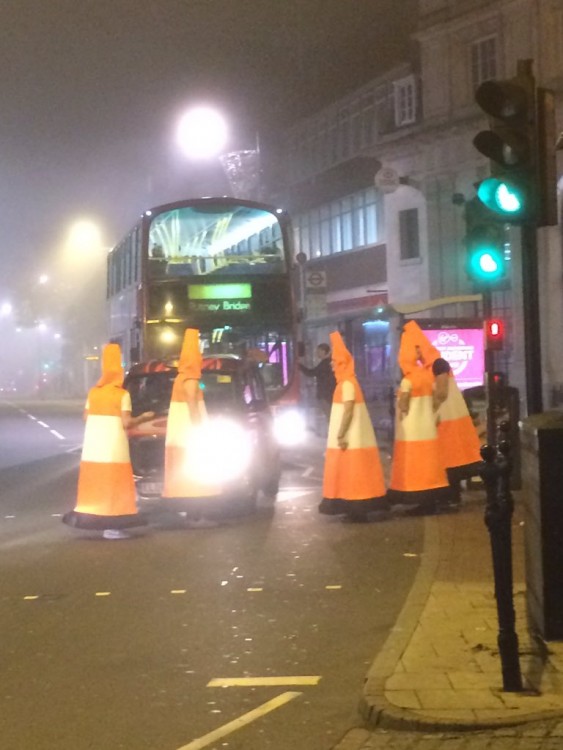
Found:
[305,270,327,289]
[423,328,484,391]
[374,166,400,194]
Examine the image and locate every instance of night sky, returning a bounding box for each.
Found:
[0,0,417,286]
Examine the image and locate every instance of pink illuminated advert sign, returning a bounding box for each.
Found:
[423,328,484,391]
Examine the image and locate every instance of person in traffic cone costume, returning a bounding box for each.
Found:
[387,323,453,512]
[63,343,154,539]
[162,328,219,511]
[319,331,387,520]
[407,321,482,497]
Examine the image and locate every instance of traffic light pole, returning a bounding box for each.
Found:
[521,223,543,414]
[483,289,496,444]
[482,289,523,692]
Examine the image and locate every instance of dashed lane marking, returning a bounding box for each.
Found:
[207,676,320,687]
[176,691,302,750]
[14,408,67,441]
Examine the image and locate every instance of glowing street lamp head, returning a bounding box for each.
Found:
[177,106,228,159]
[68,220,102,252]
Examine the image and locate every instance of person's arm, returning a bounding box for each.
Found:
[182,378,202,424]
[337,400,354,450]
[120,390,154,429]
[121,410,155,430]
[433,372,449,411]
[397,378,412,419]
[431,358,451,412]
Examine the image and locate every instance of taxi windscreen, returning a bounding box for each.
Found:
[127,369,238,417]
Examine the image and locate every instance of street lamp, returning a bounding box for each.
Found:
[64,219,106,265]
[176,106,229,160]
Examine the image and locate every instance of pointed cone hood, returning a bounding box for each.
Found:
[96,343,124,387]
[403,320,441,366]
[178,328,202,379]
[397,326,420,377]
[330,331,355,383]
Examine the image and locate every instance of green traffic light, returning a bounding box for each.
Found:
[467,245,505,283]
[495,183,522,213]
[477,177,526,219]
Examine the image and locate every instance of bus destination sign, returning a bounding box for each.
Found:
[188,283,252,314]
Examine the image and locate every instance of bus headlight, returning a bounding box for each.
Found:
[273,408,307,446]
[184,417,253,485]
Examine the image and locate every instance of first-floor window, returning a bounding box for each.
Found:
[394,76,417,127]
[471,36,497,89]
[399,208,420,261]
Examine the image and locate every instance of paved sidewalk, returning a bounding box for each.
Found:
[333,490,563,749]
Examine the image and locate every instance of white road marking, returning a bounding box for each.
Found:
[15,409,67,440]
[176,691,301,750]
[302,465,315,477]
[207,676,320,687]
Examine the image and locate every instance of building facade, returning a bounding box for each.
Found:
[276,0,563,415]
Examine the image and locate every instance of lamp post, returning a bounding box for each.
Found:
[61,219,109,393]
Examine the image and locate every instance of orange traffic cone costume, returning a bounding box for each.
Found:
[408,321,482,483]
[162,328,219,504]
[63,343,146,531]
[319,331,386,519]
[387,323,452,510]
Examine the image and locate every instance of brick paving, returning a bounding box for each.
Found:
[340,718,563,749]
[332,490,563,749]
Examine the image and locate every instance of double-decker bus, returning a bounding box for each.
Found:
[106,197,300,414]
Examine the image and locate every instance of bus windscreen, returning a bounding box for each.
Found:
[147,203,286,279]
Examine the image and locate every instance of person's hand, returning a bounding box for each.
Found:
[337,435,348,450]
[141,411,155,421]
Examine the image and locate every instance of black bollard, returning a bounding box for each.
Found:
[480,437,523,692]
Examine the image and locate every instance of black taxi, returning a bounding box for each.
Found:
[124,354,281,508]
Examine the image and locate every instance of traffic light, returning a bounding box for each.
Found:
[464,196,506,286]
[473,62,536,223]
[485,318,505,351]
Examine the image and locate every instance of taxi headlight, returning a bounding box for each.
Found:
[184,417,253,485]
[273,408,307,446]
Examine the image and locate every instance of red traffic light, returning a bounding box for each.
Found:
[485,318,505,350]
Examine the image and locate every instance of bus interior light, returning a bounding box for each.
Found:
[159,329,179,344]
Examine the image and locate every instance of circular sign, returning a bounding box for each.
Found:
[375,166,400,194]
[306,271,326,288]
